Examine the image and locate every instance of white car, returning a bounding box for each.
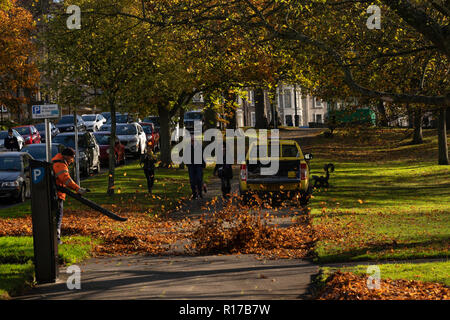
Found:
[100,123,147,157]
[82,114,106,132]
[0,129,25,151]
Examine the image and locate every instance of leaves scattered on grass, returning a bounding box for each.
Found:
[317,271,450,300]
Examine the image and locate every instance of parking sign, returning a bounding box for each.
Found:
[32,104,59,119]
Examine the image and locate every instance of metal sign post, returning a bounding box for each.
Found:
[32,104,59,162]
[44,119,52,162]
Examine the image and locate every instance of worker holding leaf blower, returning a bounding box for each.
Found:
[52,147,88,244]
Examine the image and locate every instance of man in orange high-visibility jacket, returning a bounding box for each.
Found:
[52,147,87,244]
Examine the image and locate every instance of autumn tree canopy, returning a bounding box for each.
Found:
[0,0,39,118]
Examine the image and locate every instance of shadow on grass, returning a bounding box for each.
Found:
[315,237,450,264]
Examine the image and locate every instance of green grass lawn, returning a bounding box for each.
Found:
[0,236,94,299]
[306,129,450,263]
[319,261,450,286]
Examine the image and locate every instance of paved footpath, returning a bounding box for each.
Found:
[18,255,317,300]
[17,166,318,300]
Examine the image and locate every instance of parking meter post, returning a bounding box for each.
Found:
[30,159,58,284]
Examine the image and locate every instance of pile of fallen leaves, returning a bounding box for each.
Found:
[187,194,317,258]
[317,271,450,300]
[0,209,191,256]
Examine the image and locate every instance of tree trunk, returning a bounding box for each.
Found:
[446,106,450,128]
[438,108,449,165]
[158,104,171,167]
[412,108,423,144]
[406,104,414,128]
[255,87,267,129]
[377,100,388,127]
[107,98,116,195]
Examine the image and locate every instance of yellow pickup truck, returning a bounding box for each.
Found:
[239,139,313,206]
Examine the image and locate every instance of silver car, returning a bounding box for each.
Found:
[82,114,106,132]
[100,123,147,157]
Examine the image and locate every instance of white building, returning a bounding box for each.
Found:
[236,84,328,128]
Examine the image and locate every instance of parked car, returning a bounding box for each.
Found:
[34,122,60,142]
[0,152,32,203]
[56,115,87,133]
[53,132,101,176]
[143,115,180,143]
[13,125,41,145]
[0,129,25,151]
[101,112,111,122]
[93,132,126,166]
[239,139,313,206]
[100,123,147,157]
[21,143,65,162]
[139,122,160,151]
[105,113,133,124]
[184,110,204,133]
[82,114,106,132]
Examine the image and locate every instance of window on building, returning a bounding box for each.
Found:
[315,99,322,108]
[248,90,255,106]
[250,112,256,127]
[284,90,292,108]
[316,114,322,123]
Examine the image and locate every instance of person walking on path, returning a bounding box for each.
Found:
[142,144,157,193]
[214,145,233,198]
[187,136,205,200]
[52,147,87,244]
[4,128,20,151]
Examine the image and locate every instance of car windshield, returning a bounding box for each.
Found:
[58,116,75,124]
[94,134,111,145]
[34,123,45,131]
[102,125,136,135]
[53,135,87,148]
[185,113,202,120]
[22,146,59,160]
[15,127,30,135]
[0,156,21,171]
[82,115,96,121]
[141,125,152,134]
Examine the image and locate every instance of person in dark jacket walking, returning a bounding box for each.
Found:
[4,129,20,151]
[142,145,157,193]
[187,136,205,199]
[214,145,233,198]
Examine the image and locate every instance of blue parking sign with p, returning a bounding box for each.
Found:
[32,168,44,184]
[32,105,41,115]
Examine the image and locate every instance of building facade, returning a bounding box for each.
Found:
[236,84,328,128]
